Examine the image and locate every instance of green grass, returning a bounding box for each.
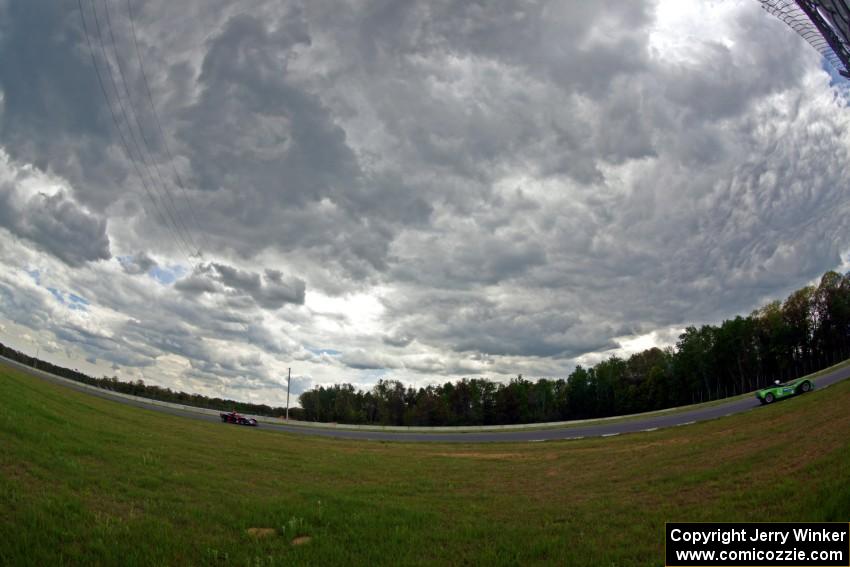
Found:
[1,363,849,566]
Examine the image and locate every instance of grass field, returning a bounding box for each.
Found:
[2,364,849,566]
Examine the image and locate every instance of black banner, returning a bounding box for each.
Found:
[666,523,850,566]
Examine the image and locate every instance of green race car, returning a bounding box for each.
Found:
[756,377,814,405]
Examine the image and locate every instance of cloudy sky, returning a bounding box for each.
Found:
[1,0,849,405]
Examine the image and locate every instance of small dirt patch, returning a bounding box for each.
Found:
[246,528,277,538]
[291,536,312,546]
[434,452,524,460]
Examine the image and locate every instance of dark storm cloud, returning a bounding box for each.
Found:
[381,289,621,358]
[0,2,107,167]
[119,251,158,275]
[339,348,404,370]
[0,183,111,266]
[173,271,220,295]
[382,332,414,348]
[53,322,156,368]
[0,274,53,331]
[175,262,305,309]
[390,224,548,287]
[308,0,657,188]
[172,9,432,273]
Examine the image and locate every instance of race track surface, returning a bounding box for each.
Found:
[5,355,849,443]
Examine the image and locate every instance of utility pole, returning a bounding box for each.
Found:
[286,367,291,420]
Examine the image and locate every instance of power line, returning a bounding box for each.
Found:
[91,0,191,253]
[77,0,180,257]
[89,0,195,259]
[102,0,200,256]
[127,0,204,257]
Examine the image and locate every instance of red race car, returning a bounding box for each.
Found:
[219,411,258,427]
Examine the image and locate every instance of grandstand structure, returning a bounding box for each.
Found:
[759,0,850,78]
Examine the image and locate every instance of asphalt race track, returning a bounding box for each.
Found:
[5,355,849,443]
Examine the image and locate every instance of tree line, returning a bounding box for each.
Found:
[298,270,850,426]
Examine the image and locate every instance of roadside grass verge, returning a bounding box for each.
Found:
[1,363,849,566]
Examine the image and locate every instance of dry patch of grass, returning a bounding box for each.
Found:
[246,528,277,538]
[433,451,528,460]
